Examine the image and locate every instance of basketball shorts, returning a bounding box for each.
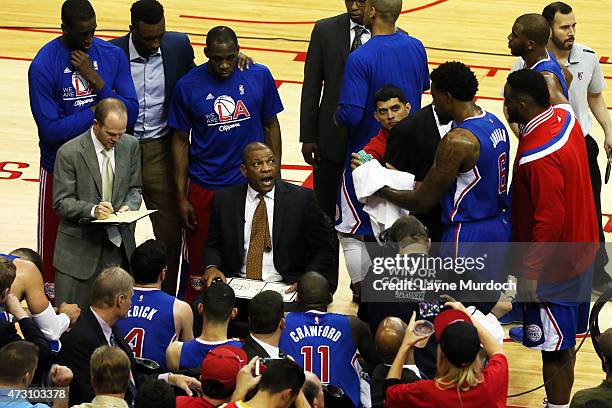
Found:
[521,301,589,351]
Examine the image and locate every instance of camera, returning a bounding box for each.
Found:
[418,299,445,321]
[253,357,283,376]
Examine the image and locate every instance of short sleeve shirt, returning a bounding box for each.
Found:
[168,63,283,190]
[564,42,606,135]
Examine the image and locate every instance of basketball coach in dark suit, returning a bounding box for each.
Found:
[202,142,338,293]
[58,267,199,406]
[53,98,142,309]
[110,0,195,295]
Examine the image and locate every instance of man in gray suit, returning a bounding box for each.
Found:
[53,98,142,308]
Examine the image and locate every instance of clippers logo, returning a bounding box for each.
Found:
[72,72,93,97]
[190,275,205,291]
[526,324,543,342]
[44,282,55,299]
[213,95,251,123]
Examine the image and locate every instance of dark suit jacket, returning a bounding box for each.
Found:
[300,15,407,163]
[0,316,52,384]
[57,308,141,406]
[203,180,338,292]
[300,14,351,163]
[53,131,142,280]
[383,104,444,242]
[242,334,285,361]
[109,31,196,132]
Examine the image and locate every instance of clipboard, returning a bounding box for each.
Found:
[90,209,157,224]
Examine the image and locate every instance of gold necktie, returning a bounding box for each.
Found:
[102,149,114,203]
[246,194,272,280]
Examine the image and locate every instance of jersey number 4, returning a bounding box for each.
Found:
[124,328,145,358]
[301,345,330,383]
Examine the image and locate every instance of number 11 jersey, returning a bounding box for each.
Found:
[280,311,361,407]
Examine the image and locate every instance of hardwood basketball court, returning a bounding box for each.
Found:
[1,1,611,406]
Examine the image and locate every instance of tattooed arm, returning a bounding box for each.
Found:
[379,128,480,214]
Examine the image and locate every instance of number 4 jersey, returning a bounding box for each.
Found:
[116,288,177,371]
[280,311,362,407]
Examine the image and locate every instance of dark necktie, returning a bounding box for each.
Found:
[351,25,366,52]
[246,194,272,280]
[110,332,137,403]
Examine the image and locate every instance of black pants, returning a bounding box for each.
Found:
[585,134,611,286]
[313,158,343,287]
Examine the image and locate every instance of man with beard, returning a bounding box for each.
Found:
[543,2,612,296]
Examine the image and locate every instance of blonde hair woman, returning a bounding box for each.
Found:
[385,303,508,408]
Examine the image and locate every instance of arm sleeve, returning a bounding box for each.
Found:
[260,66,284,121]
[520,159,565,279]
[299,23,324,143]
[336,55,368,127]
[168,82,193,132]
[363,131,387,161]
[384,381,421,408]
[53,147,97,221]
[28,62,94,147]
[482,354,509,401]
[32,302,70,341]
[588,53,606,94]
[98,50,139,128]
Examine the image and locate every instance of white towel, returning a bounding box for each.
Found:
[352,160,416,241]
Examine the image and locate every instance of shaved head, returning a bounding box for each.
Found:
[372,0,403,24]
[516,13,551,45]
[297,271,331,308]
[375,317,407,363]
[242,142,271,163]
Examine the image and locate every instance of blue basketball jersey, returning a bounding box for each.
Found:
[179,339,243,370]
[116,288,177,371]
[279,311,361,407]
[531,51,569,99]
[441,111,510,225]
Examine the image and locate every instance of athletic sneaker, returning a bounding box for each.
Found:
[509,327,523,343]
[499,302,523,325]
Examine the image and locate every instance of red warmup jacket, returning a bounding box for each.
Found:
[363,128,389,161]
[512,105,598,283]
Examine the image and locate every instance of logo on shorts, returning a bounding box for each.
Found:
[577,72,583,80]
[190,275,205,291]
[526,324,543,342]
[44,283,55,299]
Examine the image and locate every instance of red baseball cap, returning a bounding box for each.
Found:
[433,309,473,343]
[200,346,248,392]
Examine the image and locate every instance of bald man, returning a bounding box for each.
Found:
[53,98,143,309]
[508,13,571,106]
[280,271,374,407]
[370,317,420,408]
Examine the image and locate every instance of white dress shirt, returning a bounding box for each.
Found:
[241,185,283,282]
[90,307,114,345]
[349,19,371,48]
[250,334,280,358]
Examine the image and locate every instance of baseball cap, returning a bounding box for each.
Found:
[200,346,247,396]
[434,309,480,368]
